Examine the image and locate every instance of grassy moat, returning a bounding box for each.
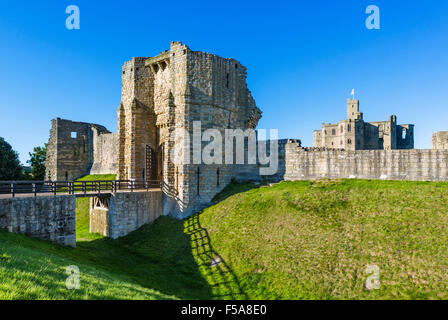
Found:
[1,177,448,299]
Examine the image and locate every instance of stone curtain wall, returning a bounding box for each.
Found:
[90,191,162,239]
[0,195,76,247]
[235,139,292,183]
[284,141,448,182]
[90,131,118,175]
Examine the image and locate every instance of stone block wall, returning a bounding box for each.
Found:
[90,130,118,175]
[0,195,76,247]
[235,139,293,183]
[45,118,111,181]
[284,141,448,182]
[117,42,262,219]
[89,205,109,236]
[89,191,162,239]
[432,131,448,150]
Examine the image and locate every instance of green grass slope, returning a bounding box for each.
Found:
[75,174,116,241]
[198,179,448,299]
[0,231,175,299]
[77,174,117,181]
[2,178,448,299]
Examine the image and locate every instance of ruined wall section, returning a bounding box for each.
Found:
[397,124,414,149]
[90,129,118,175]
[432,131,448,150]
[45,118,110,181]
[45,119,58,180]
[117,57,153,180]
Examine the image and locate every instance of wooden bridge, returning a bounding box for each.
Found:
[0,180,161,199]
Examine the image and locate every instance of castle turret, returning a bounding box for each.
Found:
[347,99,362,120]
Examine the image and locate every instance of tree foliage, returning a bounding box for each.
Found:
[0,137,23,180]
[27,144,47,180]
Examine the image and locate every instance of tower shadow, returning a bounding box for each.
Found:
[184,212,248,300]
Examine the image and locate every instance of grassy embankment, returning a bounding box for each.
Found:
[2,177,448,299]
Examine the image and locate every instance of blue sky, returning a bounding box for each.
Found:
[0,0,447,163]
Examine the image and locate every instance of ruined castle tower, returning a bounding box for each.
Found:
[117,42,261,218]
[45,118,115,181]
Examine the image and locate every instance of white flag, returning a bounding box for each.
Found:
[350,88,355,96]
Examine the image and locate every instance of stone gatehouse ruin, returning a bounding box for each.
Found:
[45,42,262,219]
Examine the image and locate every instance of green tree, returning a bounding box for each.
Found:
[0,137,23,180]
[27,144,47,180]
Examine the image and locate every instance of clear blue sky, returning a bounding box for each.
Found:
[1,0,447,163]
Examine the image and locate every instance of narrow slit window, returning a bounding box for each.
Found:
[197,167,200,194]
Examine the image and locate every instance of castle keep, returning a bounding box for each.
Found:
[313,99,414,150]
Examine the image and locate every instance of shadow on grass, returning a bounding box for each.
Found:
[185,212,248,299]
[54,179,253,299]
[71,210,248,299]
[71,217,212,299]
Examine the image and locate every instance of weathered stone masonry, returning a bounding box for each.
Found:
[314,99,414,150]
[45,118,117,181]
[0,195,76,247]
[89,191,162,239]
[117,42,261,218]
[432,131,448,150]
[285,141,448,182]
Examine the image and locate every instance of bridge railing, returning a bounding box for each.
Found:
[0,180,161,198]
